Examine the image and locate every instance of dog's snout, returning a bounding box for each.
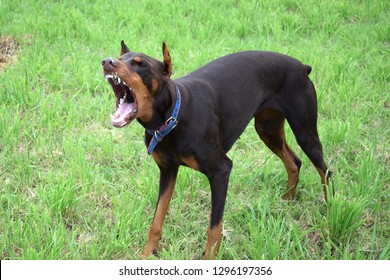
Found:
[102,57,111,65]
[102,57,114,66]
[102,57,119,71]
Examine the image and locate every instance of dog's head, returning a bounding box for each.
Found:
[102,41,172,128]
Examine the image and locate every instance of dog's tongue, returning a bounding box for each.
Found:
[111,102,137,127]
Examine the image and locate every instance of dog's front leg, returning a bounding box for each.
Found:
[141,165,179,258]
[203,156,232,260]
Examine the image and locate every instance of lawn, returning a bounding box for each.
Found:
[0,0,389,260]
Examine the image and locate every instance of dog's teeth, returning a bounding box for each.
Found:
[120,98,124,105]
[118,77,121,83]
[105,74,113,81]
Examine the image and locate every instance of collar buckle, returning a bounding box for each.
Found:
[165,116,178,128]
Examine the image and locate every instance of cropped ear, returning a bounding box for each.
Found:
[162,42,172,77]
[120,40,130,55]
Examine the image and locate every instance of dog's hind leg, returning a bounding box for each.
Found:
[283,82,332,201]
[289,124,332,201]
[255,109,302,200]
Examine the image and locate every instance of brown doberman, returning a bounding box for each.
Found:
[102,41,331,259]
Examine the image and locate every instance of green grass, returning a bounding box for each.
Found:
[0,0,389,260]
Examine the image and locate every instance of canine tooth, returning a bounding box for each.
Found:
[105,74,114,81]
[120,98,124,105]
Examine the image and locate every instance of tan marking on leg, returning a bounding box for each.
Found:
[141,178,176,258]
[151,151,167,167]
[181,156,200,171]
[203,221,223,260]
[281,144,300,200]
[316,167,328,185]
[316,167,333,202]
[255,109,301,200]
[259,130,299,200]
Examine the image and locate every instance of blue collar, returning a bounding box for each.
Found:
[146,86,181,155]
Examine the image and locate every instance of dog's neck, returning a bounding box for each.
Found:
[137,79,177,131]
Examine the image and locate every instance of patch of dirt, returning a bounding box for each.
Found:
[0,36,20,71]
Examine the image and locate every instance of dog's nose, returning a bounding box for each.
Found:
[102,57,114,67]
[102,57,118,71]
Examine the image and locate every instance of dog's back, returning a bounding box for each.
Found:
[176,51,315,152]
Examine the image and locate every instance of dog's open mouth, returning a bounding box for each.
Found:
[105,74,138,128]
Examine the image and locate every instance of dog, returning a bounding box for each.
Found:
[102,41,331,259]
